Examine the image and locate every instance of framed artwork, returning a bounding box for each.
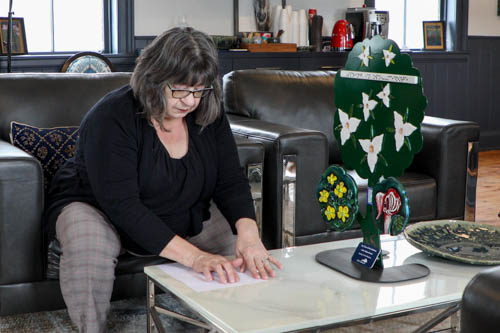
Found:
[423,21,445,50]
[0,17,28,55]
[233,0,273,36]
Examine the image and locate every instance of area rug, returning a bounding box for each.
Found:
[0,293,459,333]
[0,293,203,333]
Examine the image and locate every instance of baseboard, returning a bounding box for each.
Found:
[480,130,500,151]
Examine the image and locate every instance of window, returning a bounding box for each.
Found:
[376,0,441,50]
[0,0,133,54]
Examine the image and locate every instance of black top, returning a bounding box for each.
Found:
[45,85,256,255]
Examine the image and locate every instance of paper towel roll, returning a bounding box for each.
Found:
[285,5,292,19]
[279,7,290,43]
[291,11,299,45]
[298,9,308,47]
[271,5,282,36]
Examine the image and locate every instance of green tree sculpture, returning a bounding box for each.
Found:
[318,35,427,268]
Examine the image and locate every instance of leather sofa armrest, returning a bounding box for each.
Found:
[234,136,265,168]
[460,266,500,333]
[234,136,265,238]
[0,140,44,285]
[411,116,480,220]
[228,114,328,249]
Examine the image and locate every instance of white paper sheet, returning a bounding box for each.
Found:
[158,263,267,292]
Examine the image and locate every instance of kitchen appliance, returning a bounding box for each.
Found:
[346,7,389,45]
[331,19,354,51]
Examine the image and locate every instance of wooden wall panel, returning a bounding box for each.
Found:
[411,53,469,121]
[467,37,500,150]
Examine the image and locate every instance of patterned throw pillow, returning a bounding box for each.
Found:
[10,121,79,191]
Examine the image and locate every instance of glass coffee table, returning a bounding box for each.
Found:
[144,235,487,333]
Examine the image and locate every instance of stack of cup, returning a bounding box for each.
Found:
[271,4,309,46]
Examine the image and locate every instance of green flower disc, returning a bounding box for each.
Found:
[316,165,359,231]
[372,177,410,235]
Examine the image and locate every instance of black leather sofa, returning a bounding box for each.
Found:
[223,70,480,250]
[461,266,500,332]
[0,73,264,316]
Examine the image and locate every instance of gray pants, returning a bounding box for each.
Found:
[56,201,236,333]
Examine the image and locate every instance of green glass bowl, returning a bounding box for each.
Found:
[404,220,500,265]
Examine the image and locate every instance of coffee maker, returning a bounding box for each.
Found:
[346,8,389,45]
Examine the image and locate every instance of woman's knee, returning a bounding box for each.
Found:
[56,202,121,259]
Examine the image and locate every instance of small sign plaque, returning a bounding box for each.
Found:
[351,242,382,269]
[340,70,419,85]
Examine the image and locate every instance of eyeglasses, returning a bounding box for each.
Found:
[167,83,213,99]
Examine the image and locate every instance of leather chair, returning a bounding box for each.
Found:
[223,69,480,250]
[0,73,264,316]
[460,266,500,333]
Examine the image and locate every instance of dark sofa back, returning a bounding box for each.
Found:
[223,70,341,163]
[0,73,132,141]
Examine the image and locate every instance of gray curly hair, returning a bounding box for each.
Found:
[131,27,221,131]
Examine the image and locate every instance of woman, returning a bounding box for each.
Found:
[45,27,282,333]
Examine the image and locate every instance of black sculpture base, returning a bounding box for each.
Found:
[316,247,430,283]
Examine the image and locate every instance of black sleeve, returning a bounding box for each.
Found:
[211,113,257,233]
[81,99,174,255]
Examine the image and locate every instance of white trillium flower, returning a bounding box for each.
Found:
[359,134,384,173]
[338,109,361,145]
[358,46,371,67]
[383,49,396,67]
[393,112,417,152]
[377,84,391,108]
[362,92,378,121]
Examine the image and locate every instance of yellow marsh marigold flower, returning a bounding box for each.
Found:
[334,182,347,198]
[325,205,336,221]
[319,190,329,203]
[337,205,349,222]
[327,174,337,185]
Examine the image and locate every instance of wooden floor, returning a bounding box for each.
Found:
[476,150,500,227]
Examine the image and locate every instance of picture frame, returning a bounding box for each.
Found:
[0,17,28,55]
[422,21,445,51]
[233,0,275,36]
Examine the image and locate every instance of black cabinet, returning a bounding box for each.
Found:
[231,54,299,71]
[299,52,348,71]
[218,51,350,77]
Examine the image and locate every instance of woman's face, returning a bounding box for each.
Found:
[164,83,206,121]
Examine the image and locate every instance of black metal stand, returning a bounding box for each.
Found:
[6,0,14,73]
[316,247,430,283]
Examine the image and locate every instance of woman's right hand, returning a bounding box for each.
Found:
[191,253,244,284]
[160,235,244,284]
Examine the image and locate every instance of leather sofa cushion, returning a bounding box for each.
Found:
[0,73,132,142]
[348,171,437,224]
[295,171,436,242]
[46,239,169,279]
[295,170,436,247]
[223,70,342,163]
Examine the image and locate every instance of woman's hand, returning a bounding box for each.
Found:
[160,235,243,284]
[235,218,283,279]
[191,253,243,284]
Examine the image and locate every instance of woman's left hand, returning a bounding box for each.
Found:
[235,218,283,279]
